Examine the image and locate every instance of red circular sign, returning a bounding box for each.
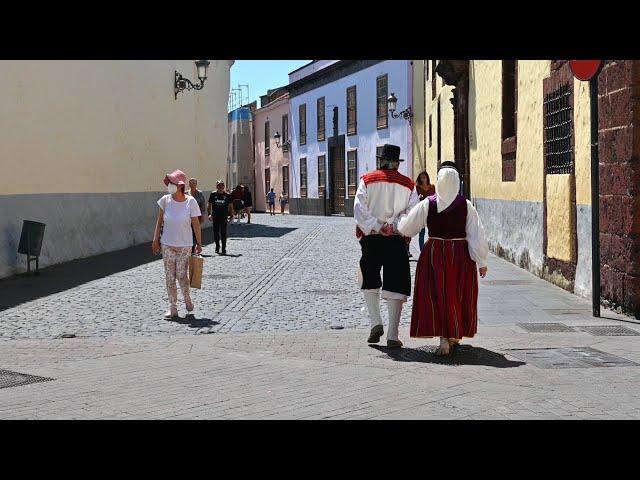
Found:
[569,60,603,81]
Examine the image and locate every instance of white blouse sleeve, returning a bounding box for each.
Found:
[397,197,429,238]
[354,179,383,235]
[157,195,167,211]
[465,200,489,269]
[393,187,421,232]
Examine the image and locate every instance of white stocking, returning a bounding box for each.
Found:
[386,299,403,341]
[363,289,383,328]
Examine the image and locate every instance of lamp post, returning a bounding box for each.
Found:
[387,92,413,125]
[175,60,211,99]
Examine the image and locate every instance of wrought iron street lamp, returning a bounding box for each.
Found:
[175,60,211,99]
[273,131,290,149]
[387,92,413,125]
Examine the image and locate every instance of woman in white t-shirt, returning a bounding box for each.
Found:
[152,169,202,319]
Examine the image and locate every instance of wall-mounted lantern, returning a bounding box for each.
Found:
[273,131,290,149]
[387,92,413,125]
[175,60,211,99]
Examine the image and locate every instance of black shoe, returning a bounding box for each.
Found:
[221,250,227,256]
[215,245,220,254]
[367,324,384,344]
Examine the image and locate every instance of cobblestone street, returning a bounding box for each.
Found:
[1,213,640,419]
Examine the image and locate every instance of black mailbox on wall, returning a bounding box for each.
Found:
[17,220,46,274]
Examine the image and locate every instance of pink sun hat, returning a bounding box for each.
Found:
[163,169,187,187]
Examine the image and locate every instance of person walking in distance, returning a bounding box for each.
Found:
[354,144,419,348]
[415,171,435,252]
[242,185,253,224]
[208,180,231,255]
[267,188,276,216]
[230,185,244,224]
[188,178,207,254]
[280,191,288,215]
[152,169,202,319]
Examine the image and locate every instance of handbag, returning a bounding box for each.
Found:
[189,254,204,289]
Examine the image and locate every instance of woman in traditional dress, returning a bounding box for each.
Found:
[397,162,489,356]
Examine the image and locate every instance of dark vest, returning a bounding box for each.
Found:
[427,195,467,239]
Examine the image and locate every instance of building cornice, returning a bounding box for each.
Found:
[286,60,385,98]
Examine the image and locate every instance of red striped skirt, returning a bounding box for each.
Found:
[410,238,479,339]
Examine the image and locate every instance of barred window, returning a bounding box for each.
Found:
[265,168,270,195]
[318,155,326,198]
[300,157,307,198]
[544,84,573,174]
[502,60,518,181]
[376,74,388,129]
[347,86,357,135]
[282,114,289,152]
[299,104,306,145]
[282,165,289,197]
[264,121,270,156]
[317,97,325,142]
[347,150,358,197]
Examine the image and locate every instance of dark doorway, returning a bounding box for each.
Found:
[329,134,346,214]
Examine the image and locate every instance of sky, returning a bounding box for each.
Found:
[229,60,311,110]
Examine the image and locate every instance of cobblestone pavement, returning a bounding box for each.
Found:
[1,213,640,419]
[1,214,412,339]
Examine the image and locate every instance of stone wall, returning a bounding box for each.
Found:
[598,60,640,318]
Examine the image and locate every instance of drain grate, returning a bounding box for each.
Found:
[0,369,54,389]
[517,323,576,333]
[578,325,640,336]
[485,280,534,286]
[505,347,638,369]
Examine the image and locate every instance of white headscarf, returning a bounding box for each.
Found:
[435,167,460,212]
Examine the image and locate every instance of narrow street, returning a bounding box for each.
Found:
[1,214,639,419]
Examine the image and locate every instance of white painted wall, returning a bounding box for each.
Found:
[289,60,411,199]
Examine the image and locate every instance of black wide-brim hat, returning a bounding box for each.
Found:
[376,144,403,162]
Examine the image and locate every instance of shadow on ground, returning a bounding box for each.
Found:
[226,221,297,239]
[0,227,221,311]
[369,344,526,368]
[165,315,219,329]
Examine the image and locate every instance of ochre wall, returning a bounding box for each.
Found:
[469,60,592,206]
[424,60,454,182]
[1,60,231,195]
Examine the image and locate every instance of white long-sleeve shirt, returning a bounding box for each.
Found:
[397,197,489,268]
[353,169,420,236]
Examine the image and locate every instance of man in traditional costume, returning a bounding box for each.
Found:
[354,144,420,348]
[397,161,489,355]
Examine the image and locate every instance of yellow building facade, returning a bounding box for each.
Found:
[422,60,594,299]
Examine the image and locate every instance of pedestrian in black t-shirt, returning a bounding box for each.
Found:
[208,180,231,255]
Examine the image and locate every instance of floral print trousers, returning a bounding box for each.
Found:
[162,245,193,309]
